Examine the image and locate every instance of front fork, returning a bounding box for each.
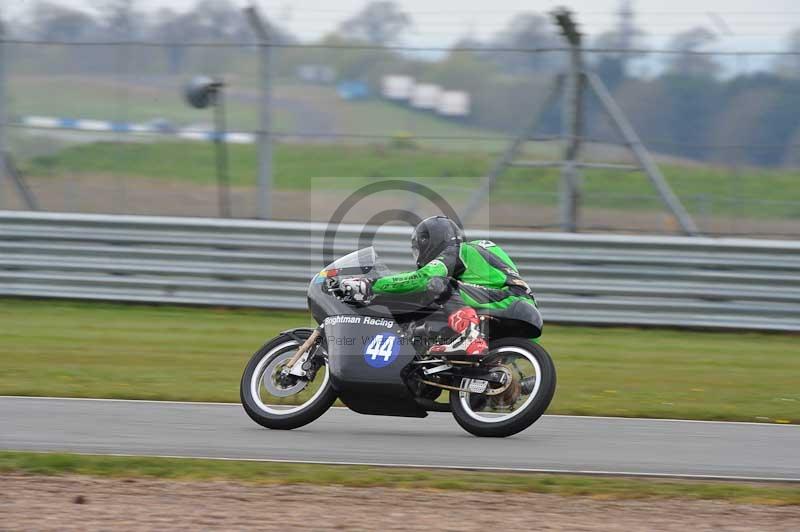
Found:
[282,325,323,379]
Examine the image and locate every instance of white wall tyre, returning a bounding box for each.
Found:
[449,338,556,438]
[240,330,337,430]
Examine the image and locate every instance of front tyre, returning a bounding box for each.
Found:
[450,338,556,438]
[241,330,337,430]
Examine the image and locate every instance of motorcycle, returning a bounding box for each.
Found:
[240,247,556,437]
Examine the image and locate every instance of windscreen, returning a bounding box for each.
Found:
[313,247,391,284]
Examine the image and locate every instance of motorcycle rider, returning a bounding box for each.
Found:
[337,215,542,356]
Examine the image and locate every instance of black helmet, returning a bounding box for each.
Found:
[411,216,464,268]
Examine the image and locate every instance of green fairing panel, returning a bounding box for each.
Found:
[484,243,519,271]
[458,242,513,289]
[372,259,449,294]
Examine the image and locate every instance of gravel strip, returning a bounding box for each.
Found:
[1,474,799,531]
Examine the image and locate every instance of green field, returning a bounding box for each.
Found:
[21,142,800,219]
[10,75,800,220]
[1,298,798,423]
[10,77,502,148]
[9,76,275,132]
[13,73,798,219]
[2,451,798,505]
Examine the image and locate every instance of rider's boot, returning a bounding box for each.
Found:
[428,307,488,356]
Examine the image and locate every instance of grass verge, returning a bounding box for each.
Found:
[1,298,799,423]
[22,142,800,219]
[1,451,798,505]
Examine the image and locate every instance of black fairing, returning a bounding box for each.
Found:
[308,248,434,417]
[324,320,427,418]
[480,300,544,339]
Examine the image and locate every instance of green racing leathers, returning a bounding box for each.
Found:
[372,240,542,337]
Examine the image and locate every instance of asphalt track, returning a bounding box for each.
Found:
[1,396,799,482]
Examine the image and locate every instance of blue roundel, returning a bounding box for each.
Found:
[363,333,401,368]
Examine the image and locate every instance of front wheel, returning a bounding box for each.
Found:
[450,338,556,438]
[241,330,337,430]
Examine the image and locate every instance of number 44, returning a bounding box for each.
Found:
[365,334,395,361]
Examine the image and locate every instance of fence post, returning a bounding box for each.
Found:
[554,8,583,232]
[244,5,273,220]
[0,20,8,208]
[560,41,583,232]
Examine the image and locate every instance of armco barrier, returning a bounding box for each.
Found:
[1,211,799,331]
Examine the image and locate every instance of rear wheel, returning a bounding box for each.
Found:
[450,338,556,437]
[240,330,337,430]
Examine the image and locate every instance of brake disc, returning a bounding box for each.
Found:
[262,352,308,397]
[484,365,515,397]
[491,374,522,407]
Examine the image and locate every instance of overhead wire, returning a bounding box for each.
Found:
[5,38,800,55]
[249,3,800,16]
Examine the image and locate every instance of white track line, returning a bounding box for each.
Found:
[9,450,800,484]
[1,395,796,428]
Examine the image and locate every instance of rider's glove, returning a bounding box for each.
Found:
[339,277,373,303]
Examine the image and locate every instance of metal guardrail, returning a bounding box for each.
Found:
[1,211,799,332]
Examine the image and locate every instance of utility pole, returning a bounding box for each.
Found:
[245,4,273,220]
[554,8,583,232]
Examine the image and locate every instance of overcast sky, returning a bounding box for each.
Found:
[8,0,800,50]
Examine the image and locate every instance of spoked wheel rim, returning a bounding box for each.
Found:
[249,341,330,416]
[458,346,542,424]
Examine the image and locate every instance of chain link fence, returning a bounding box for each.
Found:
[0,32,798,238]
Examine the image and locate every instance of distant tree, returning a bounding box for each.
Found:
[310,34,396,80]
[147,0,293,74]
[707,85,782,165]
[774,29,800,79]
[338,1,412,45]
[28,1,100,41]
[484,13,562,74]
[784,127,800,167]
[665,27,719,77]
[589,77,672,147]
[185,0,248,42]
[148,0,240,43]
[424,51,498,90]
[749,77,800,166]
[659,75,723,159]
[148,8,186,73]
[94,0,141,39]
[591,0,646,88]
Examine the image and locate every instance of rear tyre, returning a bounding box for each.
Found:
[450,338,556,438]
[241,330,337,430]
